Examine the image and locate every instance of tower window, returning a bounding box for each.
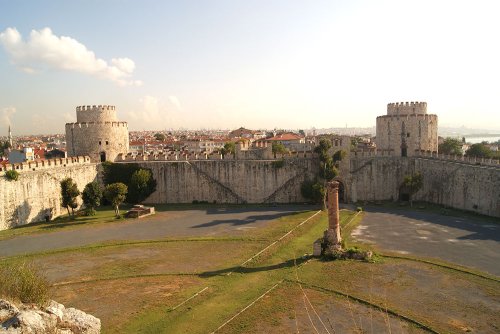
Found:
[98,141,102,145]
[407,133,410,137]
[106,141,109,145]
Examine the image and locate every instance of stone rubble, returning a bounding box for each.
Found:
[0,299,100,334]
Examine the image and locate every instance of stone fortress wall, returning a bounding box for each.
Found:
[66,105,129,162]
[343,155,500,217]
[0,157,99,230]
[1,101,499,230]
[376,102,438,156]
[137,158,318,204]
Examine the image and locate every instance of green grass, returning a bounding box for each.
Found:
[0,206,130,241]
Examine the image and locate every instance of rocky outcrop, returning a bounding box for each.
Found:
[0,299,100,334]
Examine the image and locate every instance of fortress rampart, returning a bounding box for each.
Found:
[344,155,500,217]
[0,156,92,175]
[1,151,499,230]
[136,159,318,204]
[117,150,316,162]
[0,159,99,230]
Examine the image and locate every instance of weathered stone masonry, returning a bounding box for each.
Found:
[345,155,500,217]
[137,159,318,204]
[0,157,99,230]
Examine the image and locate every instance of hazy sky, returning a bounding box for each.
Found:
[1,0,499,134]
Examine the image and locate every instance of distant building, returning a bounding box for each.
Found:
[184,139,224,153]
[266,132,306,151]
[8,147,35,164]
[45,149,67,159]
[228,127,255,139]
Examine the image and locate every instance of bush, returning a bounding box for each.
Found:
[5,170,19,181]
[0,261,50,306]
[356,207,363,212]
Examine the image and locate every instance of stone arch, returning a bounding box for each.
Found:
[333,177,347,203]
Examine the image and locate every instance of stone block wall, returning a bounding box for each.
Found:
[136,159,318,204]
[346,156,500,217]
[0,163,99,230]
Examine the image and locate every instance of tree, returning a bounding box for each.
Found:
[314,139,337,181]
[403,172,423,207]
[82,181,103,216]
[128,169,157,203]
[465,143,493,158]
[332,150,347,162]
[104,183,128,217]
[60,178,80,217]
[314,138,332,155]
[0,140,10,156]
[439,137,462,155]
[300,179,325,204]
[154,133,166,141]
[272,142,288,155]
[220,142,235,157]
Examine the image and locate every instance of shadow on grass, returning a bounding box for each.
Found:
[198,256,309,278]
[191,211,299,229]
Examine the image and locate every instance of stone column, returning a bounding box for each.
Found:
[324,181,342,245]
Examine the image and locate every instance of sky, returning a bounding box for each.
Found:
[0,0,499,135]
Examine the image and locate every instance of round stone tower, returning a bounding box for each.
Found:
[65,105,129,162]
[375,101,438,156]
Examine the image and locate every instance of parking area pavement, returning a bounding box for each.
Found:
[0,205,316,258]
[352,207,500,276]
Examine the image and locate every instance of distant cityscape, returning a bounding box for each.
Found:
[1,124,499,165]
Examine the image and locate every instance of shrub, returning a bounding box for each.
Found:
[0,261,50,306]
[356,207,363,212]
[5,170,19,181]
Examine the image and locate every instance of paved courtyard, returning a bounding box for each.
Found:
[0,205,314,258]
[353,207,500,276]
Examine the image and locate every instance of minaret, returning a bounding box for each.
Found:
[8,125,12,147]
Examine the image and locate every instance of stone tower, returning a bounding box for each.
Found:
[375,102,438,157]
[65,105,129,162]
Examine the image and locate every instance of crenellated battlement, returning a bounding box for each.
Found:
[115,150,316,162]
[0,156,94,175]
[76,105,116,112]
[65,121,128,128]
[350,149,499,168]
[387,101,427,115]
[377,113,437,121]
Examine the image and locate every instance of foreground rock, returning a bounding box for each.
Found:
[0,299,100,334]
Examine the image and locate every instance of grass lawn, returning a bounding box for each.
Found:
[0,206,130,241]
[1,206,498,333]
